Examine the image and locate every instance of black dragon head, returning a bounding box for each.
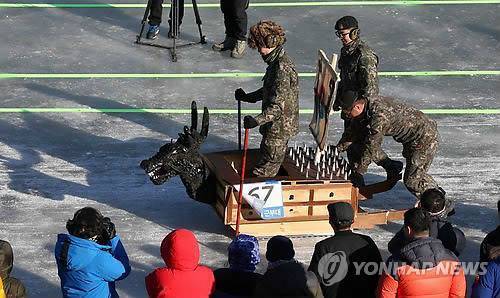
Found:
[140,101,214,203]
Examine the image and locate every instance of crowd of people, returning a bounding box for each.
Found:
[0,196,499,297]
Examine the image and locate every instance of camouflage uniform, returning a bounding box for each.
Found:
[246,46,299,177]
[353,96,440,198]
[334,39,394,171]
[334,39,379,102]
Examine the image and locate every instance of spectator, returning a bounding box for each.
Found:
[146,0,184,40]
[212,0,249,58]
[145,229,214,298]
[472,247,500,297]
[377,208,466,298]
[213,234,262,297]
[308,202,382,298]
[388,188,466,256]
[0,240,26,298]
[480,200,500,263]
[55,207,131,298]
[254,235,323,297]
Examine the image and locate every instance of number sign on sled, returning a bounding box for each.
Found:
[233,180,284,219]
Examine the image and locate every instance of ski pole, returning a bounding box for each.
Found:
[235,128,249,236]
[237,100,242,150]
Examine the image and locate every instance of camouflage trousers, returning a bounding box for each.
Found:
[402,134,439,198]
[345,119,390,169]
[252,136,288,177]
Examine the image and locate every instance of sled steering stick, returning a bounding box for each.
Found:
[235,128,249,236]
[237,100,242,150]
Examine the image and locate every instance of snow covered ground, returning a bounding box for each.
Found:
[0,1,499,297]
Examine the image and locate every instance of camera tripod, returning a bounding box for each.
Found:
[136,0,207,62]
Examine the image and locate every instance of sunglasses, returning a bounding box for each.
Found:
[335,30,351,38]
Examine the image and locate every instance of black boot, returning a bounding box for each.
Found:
[380,159,404,180]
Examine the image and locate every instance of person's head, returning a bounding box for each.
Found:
[66,207,104,240]
[266,235,295,263]
[338,90,366,119]
[228,234,260,272]
[335,16,359,46]
[0,240,13,279]
[327,202,354,231]
[403,208,431,239]
[420,188,446,216]
[161,229,200,270]
[248,20,286,56]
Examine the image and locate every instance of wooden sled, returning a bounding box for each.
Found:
[203,148,409,236]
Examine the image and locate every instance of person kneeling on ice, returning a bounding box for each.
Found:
[235,20,299,178]
[54,207,131,298]
[145,229,215,298]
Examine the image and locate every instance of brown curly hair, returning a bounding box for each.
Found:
[248,20,286,49]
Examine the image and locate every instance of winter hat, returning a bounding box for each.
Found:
[66,207,104,239]
[0,240,13,279]
[335,16,358,30]
[265,235,295,262]
[228,234,260,272]
[248,20,286,49]
[328,202,355,225]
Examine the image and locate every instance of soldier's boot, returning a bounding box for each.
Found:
[212,36,235,51]
[380,159,404,181]
[231,40,246,59]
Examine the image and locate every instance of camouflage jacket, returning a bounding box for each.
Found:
[334,39,379,107]
[355,96,438,174]
[248,46,300,140]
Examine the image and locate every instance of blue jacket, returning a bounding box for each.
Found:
[473,258,500,298]
[55,234,131,298]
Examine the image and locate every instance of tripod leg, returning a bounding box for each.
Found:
[137,0,153,43]
[191,0,206,43]
[171,0,178,61]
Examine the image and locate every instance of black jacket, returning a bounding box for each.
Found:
[255,260,323,297]
[480,226,500,262]
[213,268,262,297]
[308,230,382,298]
[388,218,466,257]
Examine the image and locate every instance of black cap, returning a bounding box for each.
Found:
[265,235,295,262]
[328,202,354,224]
[335,16,359,30]
[338,90,360,110]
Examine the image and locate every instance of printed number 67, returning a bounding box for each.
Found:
[248,185,274,203]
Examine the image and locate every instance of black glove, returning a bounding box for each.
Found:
[99,217,116,244]
[243,115,259,129]
[349,171,365,187]
[235,88,247,102]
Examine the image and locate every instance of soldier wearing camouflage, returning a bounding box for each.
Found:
[332,16,398,180]
[338,92,440,198]
[333,16,379,111]
[235,20,299,177]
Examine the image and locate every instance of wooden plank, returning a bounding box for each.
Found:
[231,220,334,236]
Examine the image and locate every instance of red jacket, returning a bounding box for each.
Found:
[377,237,466,298]
[145,229,215,298]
